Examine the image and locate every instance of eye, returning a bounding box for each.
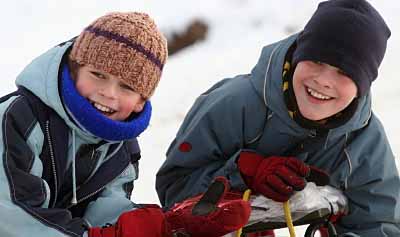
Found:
[313,61,323,65]
[91,71,106,80]
[120,83,135,92]
[338,69,349,77]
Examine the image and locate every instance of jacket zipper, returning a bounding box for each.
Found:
[66,165,130,208]
[45,120,58,207]
[58,148,97,206]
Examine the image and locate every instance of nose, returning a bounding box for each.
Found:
[99,82,118,99]
[314,67,337,89]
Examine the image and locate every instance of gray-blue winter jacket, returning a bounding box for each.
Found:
[156,34,400,236]
[0,41,141,237]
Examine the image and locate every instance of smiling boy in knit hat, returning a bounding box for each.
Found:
[0,12,250,237]
[156,0,400,236]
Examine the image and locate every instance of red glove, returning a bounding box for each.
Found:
[165,176,251,237]
[88,205,168,237]
[88,177,251,237]
[237,151,329,202]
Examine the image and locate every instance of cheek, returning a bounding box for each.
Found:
[292,74,305,97]
[337,92,356,109]
[336,82,357,107]
[75,80,94,97]
[119,97,138,113]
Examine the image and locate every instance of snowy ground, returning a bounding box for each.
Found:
[1,1,399,236]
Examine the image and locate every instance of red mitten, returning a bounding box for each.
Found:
[238,151,311,202]
[88,177,251,237]
[165,176,251,237]
[88,204,167,237]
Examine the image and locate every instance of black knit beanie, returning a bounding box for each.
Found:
[292,0,391,96]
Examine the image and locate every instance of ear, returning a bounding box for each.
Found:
[133,100,146,113]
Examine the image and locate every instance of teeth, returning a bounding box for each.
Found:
[307,87,332,100]
[93,102,115,113]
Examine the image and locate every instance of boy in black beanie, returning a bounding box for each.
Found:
[156,0,400,236]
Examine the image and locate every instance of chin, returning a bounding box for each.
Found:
[304,115,325,121]
[299,109,328,121]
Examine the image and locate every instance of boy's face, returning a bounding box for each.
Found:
[73,65,145,121]
[292,61,357,121]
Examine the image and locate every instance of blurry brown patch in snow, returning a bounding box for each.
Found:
[167,19,208,56]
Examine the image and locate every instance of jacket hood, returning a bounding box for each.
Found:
[249,33,372,140]
[15,41,101,144]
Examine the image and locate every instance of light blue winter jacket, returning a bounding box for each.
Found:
[156,34,400,236]
[0,41,140,237]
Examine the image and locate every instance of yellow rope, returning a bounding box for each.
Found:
[236,190,296,237]
[236,189,252,237]
[283,201,296,237]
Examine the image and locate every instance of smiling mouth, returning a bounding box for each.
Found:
[89,100,116,116]
[306,87,333,100]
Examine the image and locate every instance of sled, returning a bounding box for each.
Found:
[242,207,337,237]
[238,182,346,237]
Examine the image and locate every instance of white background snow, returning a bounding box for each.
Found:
[1,0,399,236]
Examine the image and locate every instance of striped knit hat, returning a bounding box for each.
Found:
[69,12,168,99]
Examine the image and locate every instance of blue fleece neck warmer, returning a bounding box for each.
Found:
[61,64,152,141]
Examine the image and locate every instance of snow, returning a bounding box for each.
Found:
[1,1,399,236]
